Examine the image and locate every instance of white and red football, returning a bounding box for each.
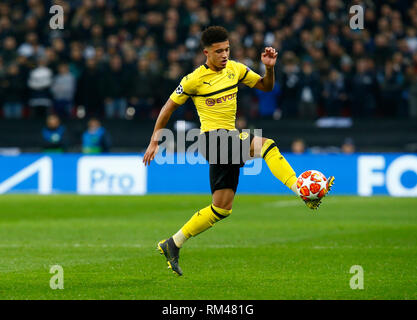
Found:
[296,170,328,201]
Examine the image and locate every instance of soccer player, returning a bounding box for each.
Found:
[143,26,334,276]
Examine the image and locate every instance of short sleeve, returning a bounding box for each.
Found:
[169,75,194,105]
[236,62,261,88]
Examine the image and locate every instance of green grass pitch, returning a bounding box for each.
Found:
[0,194,416,300]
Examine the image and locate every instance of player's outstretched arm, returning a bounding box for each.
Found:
[143,98,180,166]
[253,47,278,92]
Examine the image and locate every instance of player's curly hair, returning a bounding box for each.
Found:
[201,26,228,47]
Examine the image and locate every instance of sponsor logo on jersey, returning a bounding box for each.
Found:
[205,92,237,106]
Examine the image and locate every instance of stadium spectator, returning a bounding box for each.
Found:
[102,55,130,119]
[51,63,76,119]
[0,57,4,113]
[82,118,111,154]
[75,58,103,118]
[279,52,301,118]
[161,62,187,120]
[350,59,379,117]
[322,68,348,117]
[341,137,356,154]
[27,58,53,118]
[298,60,320,118]
[255,81,281,119]
[41,114,68,152]
[377,60,406,117]
[1,64,26,119]
[291,138,306,154]
[68,43,85,80]
[2,36,18,66]
[373,34,393,67]
[51,38,69,64]
[339,55,354,115]
[17,32,45,60]
[406,61,417,118]
[128,58,157,119]
[235,116,247,130]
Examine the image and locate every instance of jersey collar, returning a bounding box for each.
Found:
[203,63,226,73]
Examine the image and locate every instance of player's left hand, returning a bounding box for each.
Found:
[261,47,278,68]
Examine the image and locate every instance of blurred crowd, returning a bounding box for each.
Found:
[291,137,356,154]
[1,0,417,121]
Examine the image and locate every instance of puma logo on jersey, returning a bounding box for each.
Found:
[203,81,212,86]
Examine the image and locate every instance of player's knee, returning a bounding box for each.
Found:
[261,138,279,159]
[211,204,232,219]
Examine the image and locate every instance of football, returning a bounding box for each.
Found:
[296,170,328,200]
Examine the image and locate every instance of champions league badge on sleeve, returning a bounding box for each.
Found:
[176,84,184,95]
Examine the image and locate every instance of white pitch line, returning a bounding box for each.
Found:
[265,200,302,207]
[265,197,343,208]
[312,245,411,249]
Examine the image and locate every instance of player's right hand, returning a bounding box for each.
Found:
[143,142,159,166]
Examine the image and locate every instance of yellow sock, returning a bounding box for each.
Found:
[261,139,297,190]
[181,204,232,238]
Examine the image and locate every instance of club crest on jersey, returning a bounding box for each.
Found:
[227,70,235,79]
[176,84,183,94]
[239,132,249,140]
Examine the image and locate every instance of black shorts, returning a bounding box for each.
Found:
[199,129,255,194]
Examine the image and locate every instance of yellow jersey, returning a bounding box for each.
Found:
[169,60,261,132]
